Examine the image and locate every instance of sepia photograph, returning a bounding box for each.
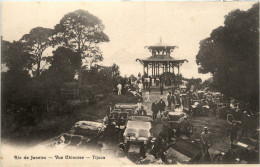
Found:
[1,1,259,166]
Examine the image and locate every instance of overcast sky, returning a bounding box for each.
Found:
[2,1,255,80]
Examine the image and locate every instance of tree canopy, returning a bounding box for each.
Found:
[53,9,109,66]
[20,27,53,77]
[196,3,259,106]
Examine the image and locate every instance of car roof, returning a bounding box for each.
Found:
[126,121,151,130]
[127,115,153,122]
[74,121,103,130]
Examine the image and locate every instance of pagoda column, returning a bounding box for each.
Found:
[163,63,165,73]
[157,63,158,76]
[153,63,155,77]
[152,63,154,76]
[143,64,145,76]
[177,63,180,75]
[147,64,149,76]
[158,63,160,76]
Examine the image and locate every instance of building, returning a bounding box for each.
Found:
[136,39,188,78]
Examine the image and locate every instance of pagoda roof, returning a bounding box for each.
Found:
[136,55,188,63]
[145,38,178,50]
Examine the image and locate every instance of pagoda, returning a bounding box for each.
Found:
[136,39,188,78]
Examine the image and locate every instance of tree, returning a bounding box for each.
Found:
[53,9,109,83]
[20,27,53,77]
[3,40,33,72]
[46,47,81,82]
[196,3,259,106]
[111,63,120,78]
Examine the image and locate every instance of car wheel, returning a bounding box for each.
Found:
[216,109,220,118]
[227,114,234,124]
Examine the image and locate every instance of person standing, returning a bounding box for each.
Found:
[149,76,152,87]
[158,97,166,113]
[146,89,150,102]
[138,82,143,96]
[142,77,146,90]
[160,82,164,95]
[161,111,170,141]
[167,92,172,109]
[137,99,142,114]
[175,93,182,111]
[106,102,113,116]
[228,122,238,144]
[241,111,250,137]
[201,127,213,158]
[117,83,122,95]
[150,132,167,162]
[152,100,159,121]
[171,92,176,111]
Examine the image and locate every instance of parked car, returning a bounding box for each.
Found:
[114,103,137,113]
[70,121,106,136]
[164,138,202,164]
[109,111,129,129]
[123,116,153,153]
[108,103,137,129]
[188,99,210,116]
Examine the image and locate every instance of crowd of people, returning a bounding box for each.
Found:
[108,75,259,164]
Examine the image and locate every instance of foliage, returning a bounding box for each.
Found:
[46,47,81,82]
[20,27,53,77]
[53,9,109,69]
[2,40,34,71]
[196,3,259,106]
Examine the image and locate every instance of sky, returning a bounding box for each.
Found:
[1,1,256,80]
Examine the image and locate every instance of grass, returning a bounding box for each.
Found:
[2,93,139,146]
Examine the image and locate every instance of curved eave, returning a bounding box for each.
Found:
[146,45,177,48]
[136,58,188,64]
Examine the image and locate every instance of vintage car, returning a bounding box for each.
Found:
[109,111,129,129]
[114,103,137,113]
[182,92,210,117]
[164,138,202,164]
[168,109,193,138]
[41,121,105,149]
[70,121,106,137]
[189,99,210,116]
[108,103,137,129]
[123,117,153,152]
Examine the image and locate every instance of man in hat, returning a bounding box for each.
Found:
[160,82,164,95]
[151,99,159,121]
[158,97,166,114]
[167,92,172,109]
[161,111,170,141]
[175,93,182,110]
[201,127,213,157]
